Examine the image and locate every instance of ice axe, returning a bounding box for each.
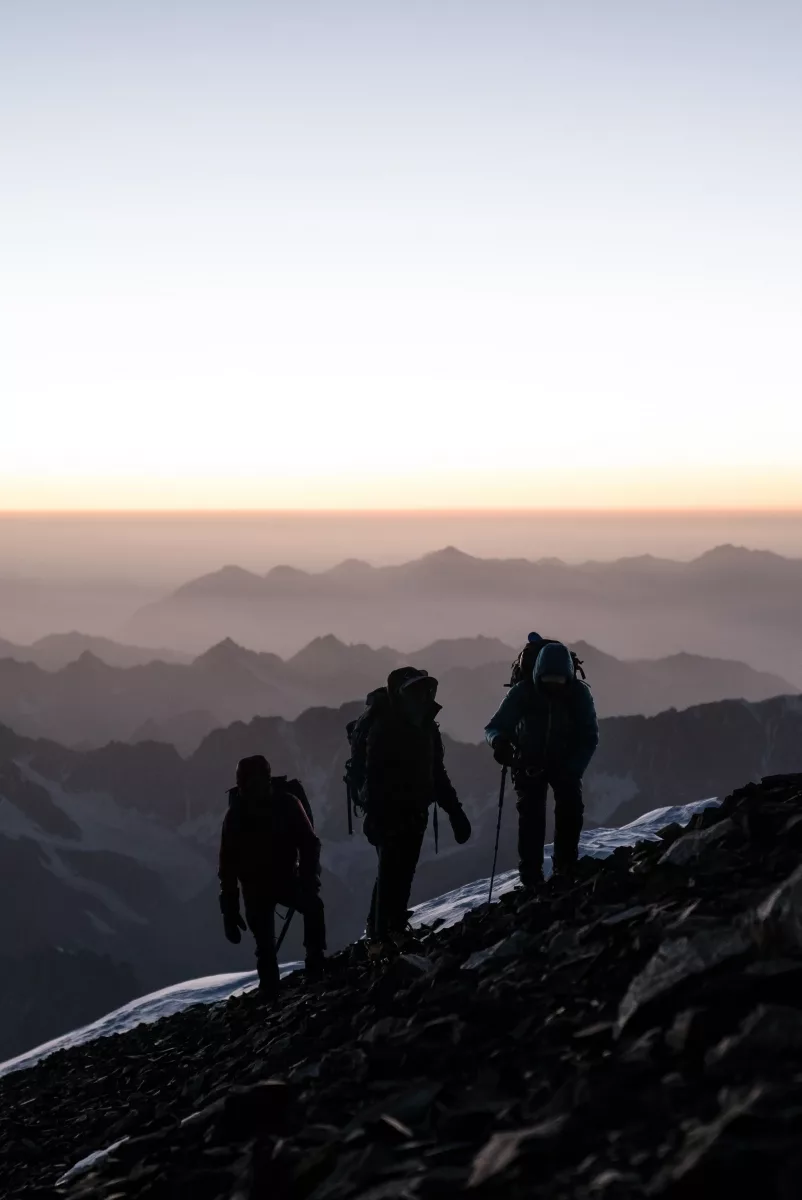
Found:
[488,764,508,903]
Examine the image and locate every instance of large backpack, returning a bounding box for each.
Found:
[343,687,388,832]
[226,774,314,828]
[507,633,586,689]
[275,775,315,829]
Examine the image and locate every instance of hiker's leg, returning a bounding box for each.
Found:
[245,903,279,995]
[366,847,381,938]
[393,825,426,930]
[551,774,584,873]
[515,772,548,885]
[374,828,424,938]
[373,841,399,939]
[285,884,327,955]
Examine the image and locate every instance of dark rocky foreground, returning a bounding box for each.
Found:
[4,774,802,1199]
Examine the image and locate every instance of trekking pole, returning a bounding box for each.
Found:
[275,908,295,955]
[488,764,508,903]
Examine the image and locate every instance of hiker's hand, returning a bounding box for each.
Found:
[492,736,516,767]
[449,806,472,845]
[223,911,247,944]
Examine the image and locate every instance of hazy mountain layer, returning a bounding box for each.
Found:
[0,631,191,670]
[122,545,802,684]
[0,632,792,752]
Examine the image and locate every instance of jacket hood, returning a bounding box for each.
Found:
[386,666,439,699]
[534,642,575,686]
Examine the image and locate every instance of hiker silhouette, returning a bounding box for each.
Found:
[485,640,599,886]
[348,667,471,956]
[218,754,326,997]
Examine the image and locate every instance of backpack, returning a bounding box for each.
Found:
[226,775,315,829]
[276,776,315,829]
[507,634,586,689]
[343,687,388,833]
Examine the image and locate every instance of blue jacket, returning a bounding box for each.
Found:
[484,678,599,777]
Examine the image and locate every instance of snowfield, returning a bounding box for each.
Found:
[0,797,718,1080]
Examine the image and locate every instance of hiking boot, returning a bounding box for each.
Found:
[550,863,577,891]
[255,979,280,1005]
[519,867,545,890]
[389,924,421,953]
[367,938,395,963]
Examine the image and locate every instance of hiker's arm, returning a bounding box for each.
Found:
[569,684,600,777]
[291,798,322,892]
[433,727,460,814]
[484,685,525,748]
[217,815,240,907]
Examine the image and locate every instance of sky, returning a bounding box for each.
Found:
[2,0,802,510]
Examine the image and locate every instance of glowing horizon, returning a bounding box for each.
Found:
[3,467,802,513]
[4,2,802,513]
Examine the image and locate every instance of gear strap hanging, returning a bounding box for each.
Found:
[488,764,508,902]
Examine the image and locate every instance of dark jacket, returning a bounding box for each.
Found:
[218,777,320,907]
[364,698,460,840]
[485,679,599,777]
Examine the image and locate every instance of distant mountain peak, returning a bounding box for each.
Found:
[422,545,476,562]
[264,564,312,581]
[327,558,373,574]
[212,565,261,581]
[67,650,112,673]
[174,564,266,600]
[194,638,252,666]
[693,544,785,565]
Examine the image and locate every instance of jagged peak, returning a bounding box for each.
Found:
[421,545,476,562]
[193,638,253,666]
[692,543,788,566]
[326,558,373,574]
[65,650,112,672]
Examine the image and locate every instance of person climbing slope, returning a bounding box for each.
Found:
[485,641,599,886]
[351,667,471,956]
[218,754,326,997]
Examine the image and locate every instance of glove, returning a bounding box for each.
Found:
[492,736,517,767]
[223,911,247,944]
[220,892,247,944]
[448,805,472,845]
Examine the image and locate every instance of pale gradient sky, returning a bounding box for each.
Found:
[3,0,802,509]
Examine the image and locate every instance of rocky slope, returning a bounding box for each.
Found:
[3,691,801,1061]
[3,772,802,1198]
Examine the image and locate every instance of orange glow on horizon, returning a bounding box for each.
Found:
[3,466,802,513]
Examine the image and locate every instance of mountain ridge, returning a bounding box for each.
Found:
[121,544,802,679]
[0,632,794,751]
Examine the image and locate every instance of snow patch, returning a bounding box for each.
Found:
[0,963,299,1080]
[56,1137,129,1187]
[410,797,720,932]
